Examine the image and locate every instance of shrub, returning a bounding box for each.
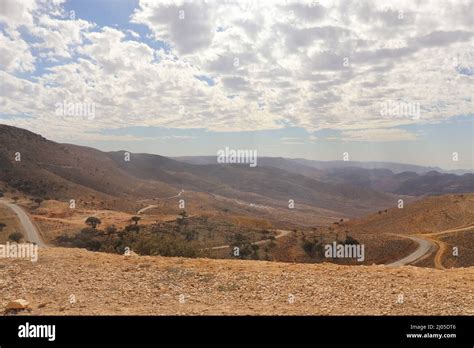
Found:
[344,235,359,245]
[302,240,324,258]
[85,216,101,229]
[131,216,141,225]
[9,232,23,243]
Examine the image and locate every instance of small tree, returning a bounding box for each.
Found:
[9,232,23,243]
[34,198,43,207]
[131,216,141,225]
[85,216,101,229]
[177,210,188,226]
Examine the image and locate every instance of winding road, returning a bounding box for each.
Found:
[136,190,184,214]
[0,199,46,247]
[387,235,435,267]
[203,229,293,251]
[387,224,474,268]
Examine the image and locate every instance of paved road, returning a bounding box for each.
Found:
[387,235,435,267]
[0,199,46,247]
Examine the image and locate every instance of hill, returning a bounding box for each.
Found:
[324,194,474,267]
[176,156,473,196]
[0,125,399,221]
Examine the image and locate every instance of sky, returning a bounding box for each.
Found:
[0,0,472,170]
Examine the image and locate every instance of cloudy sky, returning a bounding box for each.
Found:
[0,0,472,169]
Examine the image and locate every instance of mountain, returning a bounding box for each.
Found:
[176,156,474,196]
[0,125,398,219]
[318,167,474,196]
[0,125,177,211]
[394,171,474,196]
[290,159,472,175]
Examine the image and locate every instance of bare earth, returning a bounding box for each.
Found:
[1,247,472,315]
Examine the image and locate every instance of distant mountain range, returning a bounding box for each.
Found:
[0,125,398,219]
[175,156,473,196]
[176,156,472,175]
[0,125,472,222]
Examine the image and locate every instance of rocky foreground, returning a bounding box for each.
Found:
[0,247,472,315]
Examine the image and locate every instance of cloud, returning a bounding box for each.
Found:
[0,0,472,143]
[0,32,35,72]
[341,128,418,142]
[131,1,215,55]
[0,0,38,30]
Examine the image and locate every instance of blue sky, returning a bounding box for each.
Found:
[78,114,472,170]
[0,0,472,170]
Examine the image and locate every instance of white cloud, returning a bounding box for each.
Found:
[0,0,472,142]
[0,32,35,72]
[341,128,418,142]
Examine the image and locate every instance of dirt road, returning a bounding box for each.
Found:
[0,199,45,247]
[205,229,292,250]
[387,224,474,268]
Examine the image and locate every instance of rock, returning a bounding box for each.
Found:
[6,299,30,311]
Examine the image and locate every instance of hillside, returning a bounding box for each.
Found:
[0,125,177,211]
[0,125,399,220]
[345,194,474,235]
[0,247,472,315]
[176,156,473,195]
[320,168,473,195]
[324,194,474,267]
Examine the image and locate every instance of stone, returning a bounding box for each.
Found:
[6,299,30,310]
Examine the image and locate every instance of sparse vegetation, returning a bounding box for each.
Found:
[34,197,43,207]
[302,239,324,258]
[56,224,199,258]
[343,235,360,245]
[85,216,101,229]
[8,232,23,243]
[131,216,141,225]
[229,233,257,259]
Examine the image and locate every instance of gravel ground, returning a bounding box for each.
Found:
[0,247,473,315]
